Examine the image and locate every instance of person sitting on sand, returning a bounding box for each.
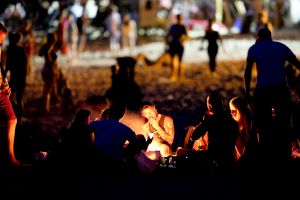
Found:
[188,92,238,168]
[140,102,175,157]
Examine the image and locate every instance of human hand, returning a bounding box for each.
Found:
[185,126,195,131]
[291,148,300,158]
[148,117,160,130]
[1,77,11,96]
[2,87,11,96]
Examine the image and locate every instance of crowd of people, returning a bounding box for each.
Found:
[1,5,300,199]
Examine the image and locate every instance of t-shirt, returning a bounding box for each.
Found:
[90,119,136,161]
[247,40,299,87]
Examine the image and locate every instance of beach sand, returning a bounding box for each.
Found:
[6,32,300,200]
[20,41,300,149]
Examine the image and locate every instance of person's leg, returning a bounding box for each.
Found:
[15,84,25,122]
[177,48,184,78]
[170,55,179,82]
[253,88,272,152]
[208,47,218,73]
[271,87,292,161]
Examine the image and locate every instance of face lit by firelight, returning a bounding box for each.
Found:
[229,100,241,123]
[141,106,158,120]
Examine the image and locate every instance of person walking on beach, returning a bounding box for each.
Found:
[0,23,21,168]
[244,27,300,161]
[200,18,223,75]
[166,13,189,81]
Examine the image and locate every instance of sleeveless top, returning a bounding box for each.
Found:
[148,115,169,145]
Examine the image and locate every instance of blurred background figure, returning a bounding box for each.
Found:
[121,13,137,55]
[166,13,189,82]
[256,9,273,35]
[56,9,70,56]
[200,18,224,75]
[67,12,79,62]
[76,5,89,55]
[38,32,59,112]
[18,20,35,83]
[105,4,121,57]
[5,31,28,122]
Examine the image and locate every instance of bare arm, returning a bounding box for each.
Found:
[244,56,255,99]
[148,116,174,145]
[287,54,300,71]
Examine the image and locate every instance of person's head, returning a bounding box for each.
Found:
[207,91,223,113]
[99,107,110,120]
[229,97,251,124]
[8,31,22,46]
[0,23,8,46]
[107,102,126,120]
[108,4,117,14]
[257,27,272,41]
[123,14,131,25]
[258,10,268,23]
[176,13,183,24]
[207,18,216,30]
[141,103,158,120]
[46,32,57,44]
[72,108,91,126]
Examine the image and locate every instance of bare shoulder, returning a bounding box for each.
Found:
[164,115,174,126]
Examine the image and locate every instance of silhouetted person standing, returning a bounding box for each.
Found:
[245,28,300,162]
[201,18,223,74]
[5,31,28,122]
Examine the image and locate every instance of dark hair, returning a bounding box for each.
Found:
[257,27,272,40]
[47,32,57,44]
[230,97,251,119]
[140,101,155,112]
[207,91,223,113]
[176,14,182,22]
[72,109,91,126]
[0,23,7,34]
[8,32,21,45]
[107,102,126,120]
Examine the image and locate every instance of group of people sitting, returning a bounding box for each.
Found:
[32,88,297,177]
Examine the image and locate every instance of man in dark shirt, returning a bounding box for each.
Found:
[245,28,300,160]
[90,103,137,163]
